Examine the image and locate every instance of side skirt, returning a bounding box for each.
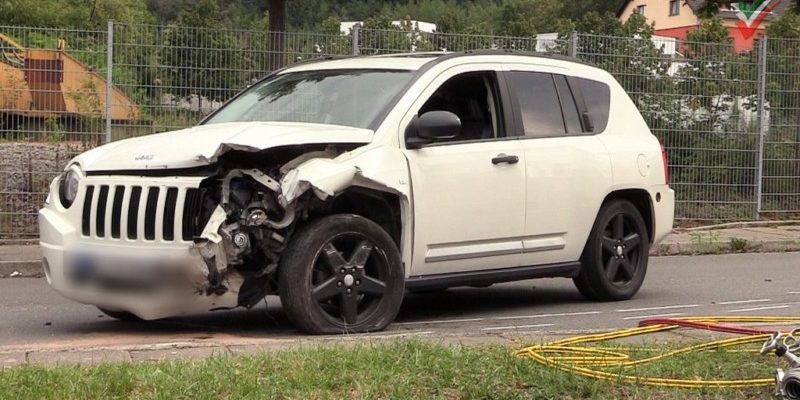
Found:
[405,261,581,291]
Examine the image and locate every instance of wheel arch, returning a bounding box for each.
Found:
[323,186,404,249]
[600,188,655,244]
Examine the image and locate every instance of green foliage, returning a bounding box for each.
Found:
[494,0,564,37]
[729,237,749,252]
[690,231,721,253]
[0,340,780,399]
[0,0,152,28]
[160,0,245,99]
[767,9,800,38]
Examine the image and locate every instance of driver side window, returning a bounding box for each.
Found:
[416,71,503,143]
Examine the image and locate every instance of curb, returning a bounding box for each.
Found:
[0,261,42,278]
[653,239,800,256]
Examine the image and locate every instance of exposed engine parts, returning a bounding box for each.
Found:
[191,171,292,303]
[188,148,353,307]
[761,329,800,399]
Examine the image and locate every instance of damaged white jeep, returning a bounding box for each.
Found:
[39,51,674,334]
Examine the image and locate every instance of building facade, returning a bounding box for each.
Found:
[617,0,791,51]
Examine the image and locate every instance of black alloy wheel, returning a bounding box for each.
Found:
[279,214,404,334]
[573,199,649,301]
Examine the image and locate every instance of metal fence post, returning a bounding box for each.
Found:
[105,20,114,143]
[755,35,768,220]
[570,31,578,58]
[352,24,360,56]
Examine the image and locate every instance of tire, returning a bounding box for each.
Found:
[97,307,143,322]
[573,199,649,301]
[279,214,405,334]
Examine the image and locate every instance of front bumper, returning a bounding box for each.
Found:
[38,175,240,320]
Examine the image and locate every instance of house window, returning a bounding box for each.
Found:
[636,5,646,16]
[669,0,680,16]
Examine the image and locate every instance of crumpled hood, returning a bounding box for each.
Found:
[73,122,374,172]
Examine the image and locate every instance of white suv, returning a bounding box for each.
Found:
[39,52,674,334]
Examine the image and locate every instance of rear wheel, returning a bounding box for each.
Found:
[97,307,142,322]
[573,199,649,301]
[279,214,404,334]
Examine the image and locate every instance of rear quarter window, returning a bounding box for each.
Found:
[576,78,611,133]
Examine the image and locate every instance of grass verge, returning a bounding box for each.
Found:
[0,340,779,399]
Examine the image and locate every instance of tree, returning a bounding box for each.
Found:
[494,0,563,37]
[268,0,287,70]
[161,0,243,100]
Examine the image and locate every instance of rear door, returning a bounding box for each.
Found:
[502,65,613,265]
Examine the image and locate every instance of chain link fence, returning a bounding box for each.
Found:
[1,22,799,238]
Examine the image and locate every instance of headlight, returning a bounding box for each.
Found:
[58,168,81,208]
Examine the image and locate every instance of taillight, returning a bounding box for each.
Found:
[660,141,669,185]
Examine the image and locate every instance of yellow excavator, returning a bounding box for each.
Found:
[0,33,140,122]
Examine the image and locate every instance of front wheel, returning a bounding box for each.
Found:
[279,214,405,334]
[573,199,649,301]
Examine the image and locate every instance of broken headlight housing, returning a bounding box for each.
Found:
[58,166,81,209]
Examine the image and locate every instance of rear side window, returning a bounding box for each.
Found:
[506,71,565,137]
[575,77,611,133]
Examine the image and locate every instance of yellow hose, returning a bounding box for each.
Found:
[515,316,800,388]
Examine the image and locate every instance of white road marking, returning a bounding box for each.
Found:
[621,312,685,321]
[717,298,771,305]
[493,311,601,320]
[393,317,485,326]
[481,323,555,331]
[616,304,699,313]
[788,292,800,295]
[395,311,601,326]
[728,305,790,313]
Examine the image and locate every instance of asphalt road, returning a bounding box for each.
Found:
[1,252,798,350]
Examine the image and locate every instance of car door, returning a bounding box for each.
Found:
[400,64,527,276]
[502,65,613,265]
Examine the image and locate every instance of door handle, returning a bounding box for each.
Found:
[491,154,519,165]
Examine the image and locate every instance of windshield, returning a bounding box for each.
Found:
[204,69,414,129]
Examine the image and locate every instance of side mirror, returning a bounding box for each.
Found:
[405,111,461,149]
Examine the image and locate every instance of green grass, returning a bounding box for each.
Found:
[0,340,780,399]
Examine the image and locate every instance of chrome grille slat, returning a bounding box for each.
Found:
[153,187,168,242]
[89,184,101,238]
[173,187,186,243]
[119,185,132,240]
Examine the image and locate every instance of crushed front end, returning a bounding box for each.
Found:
[38,145,352,320]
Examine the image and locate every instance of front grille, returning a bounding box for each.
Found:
[80,183,194,242]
